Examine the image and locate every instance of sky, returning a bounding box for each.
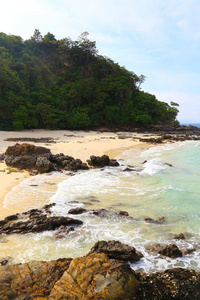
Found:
[1,0,200,123]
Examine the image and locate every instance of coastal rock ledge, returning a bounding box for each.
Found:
[4,143,119,173]
[0,240,200,299]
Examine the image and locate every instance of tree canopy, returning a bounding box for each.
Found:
[0,30,179,130]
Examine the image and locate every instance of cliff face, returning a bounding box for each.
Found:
[0,241,200,299]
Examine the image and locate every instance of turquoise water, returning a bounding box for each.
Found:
[1,141,200,272]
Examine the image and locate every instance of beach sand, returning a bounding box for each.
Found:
[0,129,154,217]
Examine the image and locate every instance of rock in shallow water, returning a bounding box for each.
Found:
[0,204,83,234]
[87,240,143,263]
[146,243,183,258]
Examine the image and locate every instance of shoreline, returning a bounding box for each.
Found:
[0,129,155,216]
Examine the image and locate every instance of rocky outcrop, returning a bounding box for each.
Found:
[4,143,121,173]
[5,142,51,158]
[50,153,89,171]
[140,133,200,144]
[135,268,200,300]
[5,143,53,172]
[87,154,119,168]
[0,258,72,299]
[87,240,143,263]
[0,204,83,234]
[49,253,140,300]
[4,143,89,173]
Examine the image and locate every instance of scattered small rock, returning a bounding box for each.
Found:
[144,216,166,224]
[173,233,186,240]
[68,207,88,215]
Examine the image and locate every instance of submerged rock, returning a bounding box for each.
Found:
[53,225,75,239]
[144,216,166,224]
[173,233,186,240]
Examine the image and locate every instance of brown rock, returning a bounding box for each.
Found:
[147,243,182,258]
[49,253,140,300]
[5,143,51,158]
[173,233,186,240]
[35,156,55,173]
[87,155,119,168]
[117,210,129,216]
[53,225,75,239]
[182,248,196,255]
[0,258,72,299]
[158,244,182,258]
[144,216,166,223]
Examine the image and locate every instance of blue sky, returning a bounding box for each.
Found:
[1,0,200,123]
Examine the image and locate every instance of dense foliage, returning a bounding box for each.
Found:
[0,30,179,130]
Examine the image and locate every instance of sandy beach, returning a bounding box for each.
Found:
[0,129,154,218]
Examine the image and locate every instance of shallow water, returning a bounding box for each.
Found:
[1,141,200,273]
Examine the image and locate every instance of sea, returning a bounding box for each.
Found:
[1,137,200,273]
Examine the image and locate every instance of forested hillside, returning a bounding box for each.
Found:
[0,30,179,130]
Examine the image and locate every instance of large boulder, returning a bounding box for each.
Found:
[0,258,72,299]
[5,143,51,173]
[87,240,143,263]
[49,253,140,299]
